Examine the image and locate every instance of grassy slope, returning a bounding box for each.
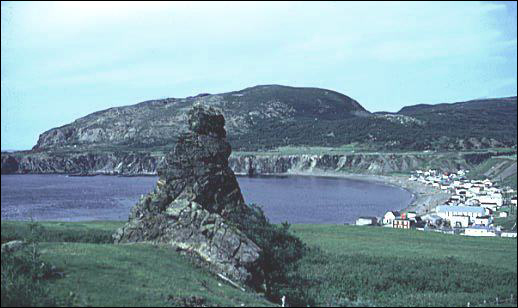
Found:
[468,156,517,189]
[2,222,517,307]
[1,221,272,307]
[291,225,517,307]
[38,243,271,307]
[291,225,516,272]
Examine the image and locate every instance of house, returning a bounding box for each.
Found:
[464,226,497,237]
[421,214,443,227]
[474,215,492,226]
[405,211,417,220]
[382,211,400,226]
[393,218,411,229]
[478,197,501,211]
[456,188,468,196]
[512,196,517,206]
[499,211,509,218]
[436,205,485,220]
[449,215,470,228]
[356,217,378,226]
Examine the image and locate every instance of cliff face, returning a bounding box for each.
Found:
[1,151,161,175]
[5,150,513,176]
[228,153,472,175]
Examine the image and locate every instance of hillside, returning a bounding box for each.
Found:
[31,85,516,152]
[33,85,368,152]
[395,96,517,150]
[2,221,516,307]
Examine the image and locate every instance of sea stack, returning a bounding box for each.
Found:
[113,104,261,285]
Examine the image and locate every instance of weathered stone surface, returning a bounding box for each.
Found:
[113,105,261,285]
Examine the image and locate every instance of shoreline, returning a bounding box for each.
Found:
[236,170,451,215]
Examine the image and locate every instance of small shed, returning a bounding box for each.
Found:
[356,217,378,226]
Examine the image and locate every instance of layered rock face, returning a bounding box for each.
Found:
[113,105,261,285]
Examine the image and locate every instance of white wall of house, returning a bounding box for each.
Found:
[382,212,397,225]
[448,216,470,228]
[356,217,377,226]
[464,227,497,237]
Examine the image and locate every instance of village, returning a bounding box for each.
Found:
[356,169,518,238]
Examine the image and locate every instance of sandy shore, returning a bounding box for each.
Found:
[280,170,451,215]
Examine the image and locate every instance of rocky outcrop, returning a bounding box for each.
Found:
[113,105,262,286]
[1,154,19,174]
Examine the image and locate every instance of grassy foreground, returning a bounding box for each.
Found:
[2,221,517,307]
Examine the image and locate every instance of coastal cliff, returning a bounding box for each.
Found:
[3,150,514,176]
[1,151,161,175]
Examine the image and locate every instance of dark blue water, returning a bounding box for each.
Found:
[1,174,412,224]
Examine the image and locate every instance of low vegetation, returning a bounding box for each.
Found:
[1,221,517,307]
[292,225,517,307]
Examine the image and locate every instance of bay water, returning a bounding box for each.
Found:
[1,174,412,224]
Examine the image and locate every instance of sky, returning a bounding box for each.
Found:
[1,1,517,150]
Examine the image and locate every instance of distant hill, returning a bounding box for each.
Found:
[394,96,517,150]
[33,85,369,152]
[31,85,516,152]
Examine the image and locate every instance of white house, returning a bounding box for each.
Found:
[499,211,509,218]
[449,215,470,228]
[436,205,485,220]
[421,214,443,227]
[356,217,378,226]
[483,179,493,187]
[382,211,400,226]
[464,226,497,237]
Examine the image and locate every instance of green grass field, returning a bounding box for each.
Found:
[2,221,517,307]
[0,221,272,307]
[291,225,517,307]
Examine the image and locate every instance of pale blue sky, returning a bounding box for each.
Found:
[1,1,517,150]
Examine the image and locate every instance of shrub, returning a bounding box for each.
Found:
[228,204,312,306]
[1,221,70,307]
